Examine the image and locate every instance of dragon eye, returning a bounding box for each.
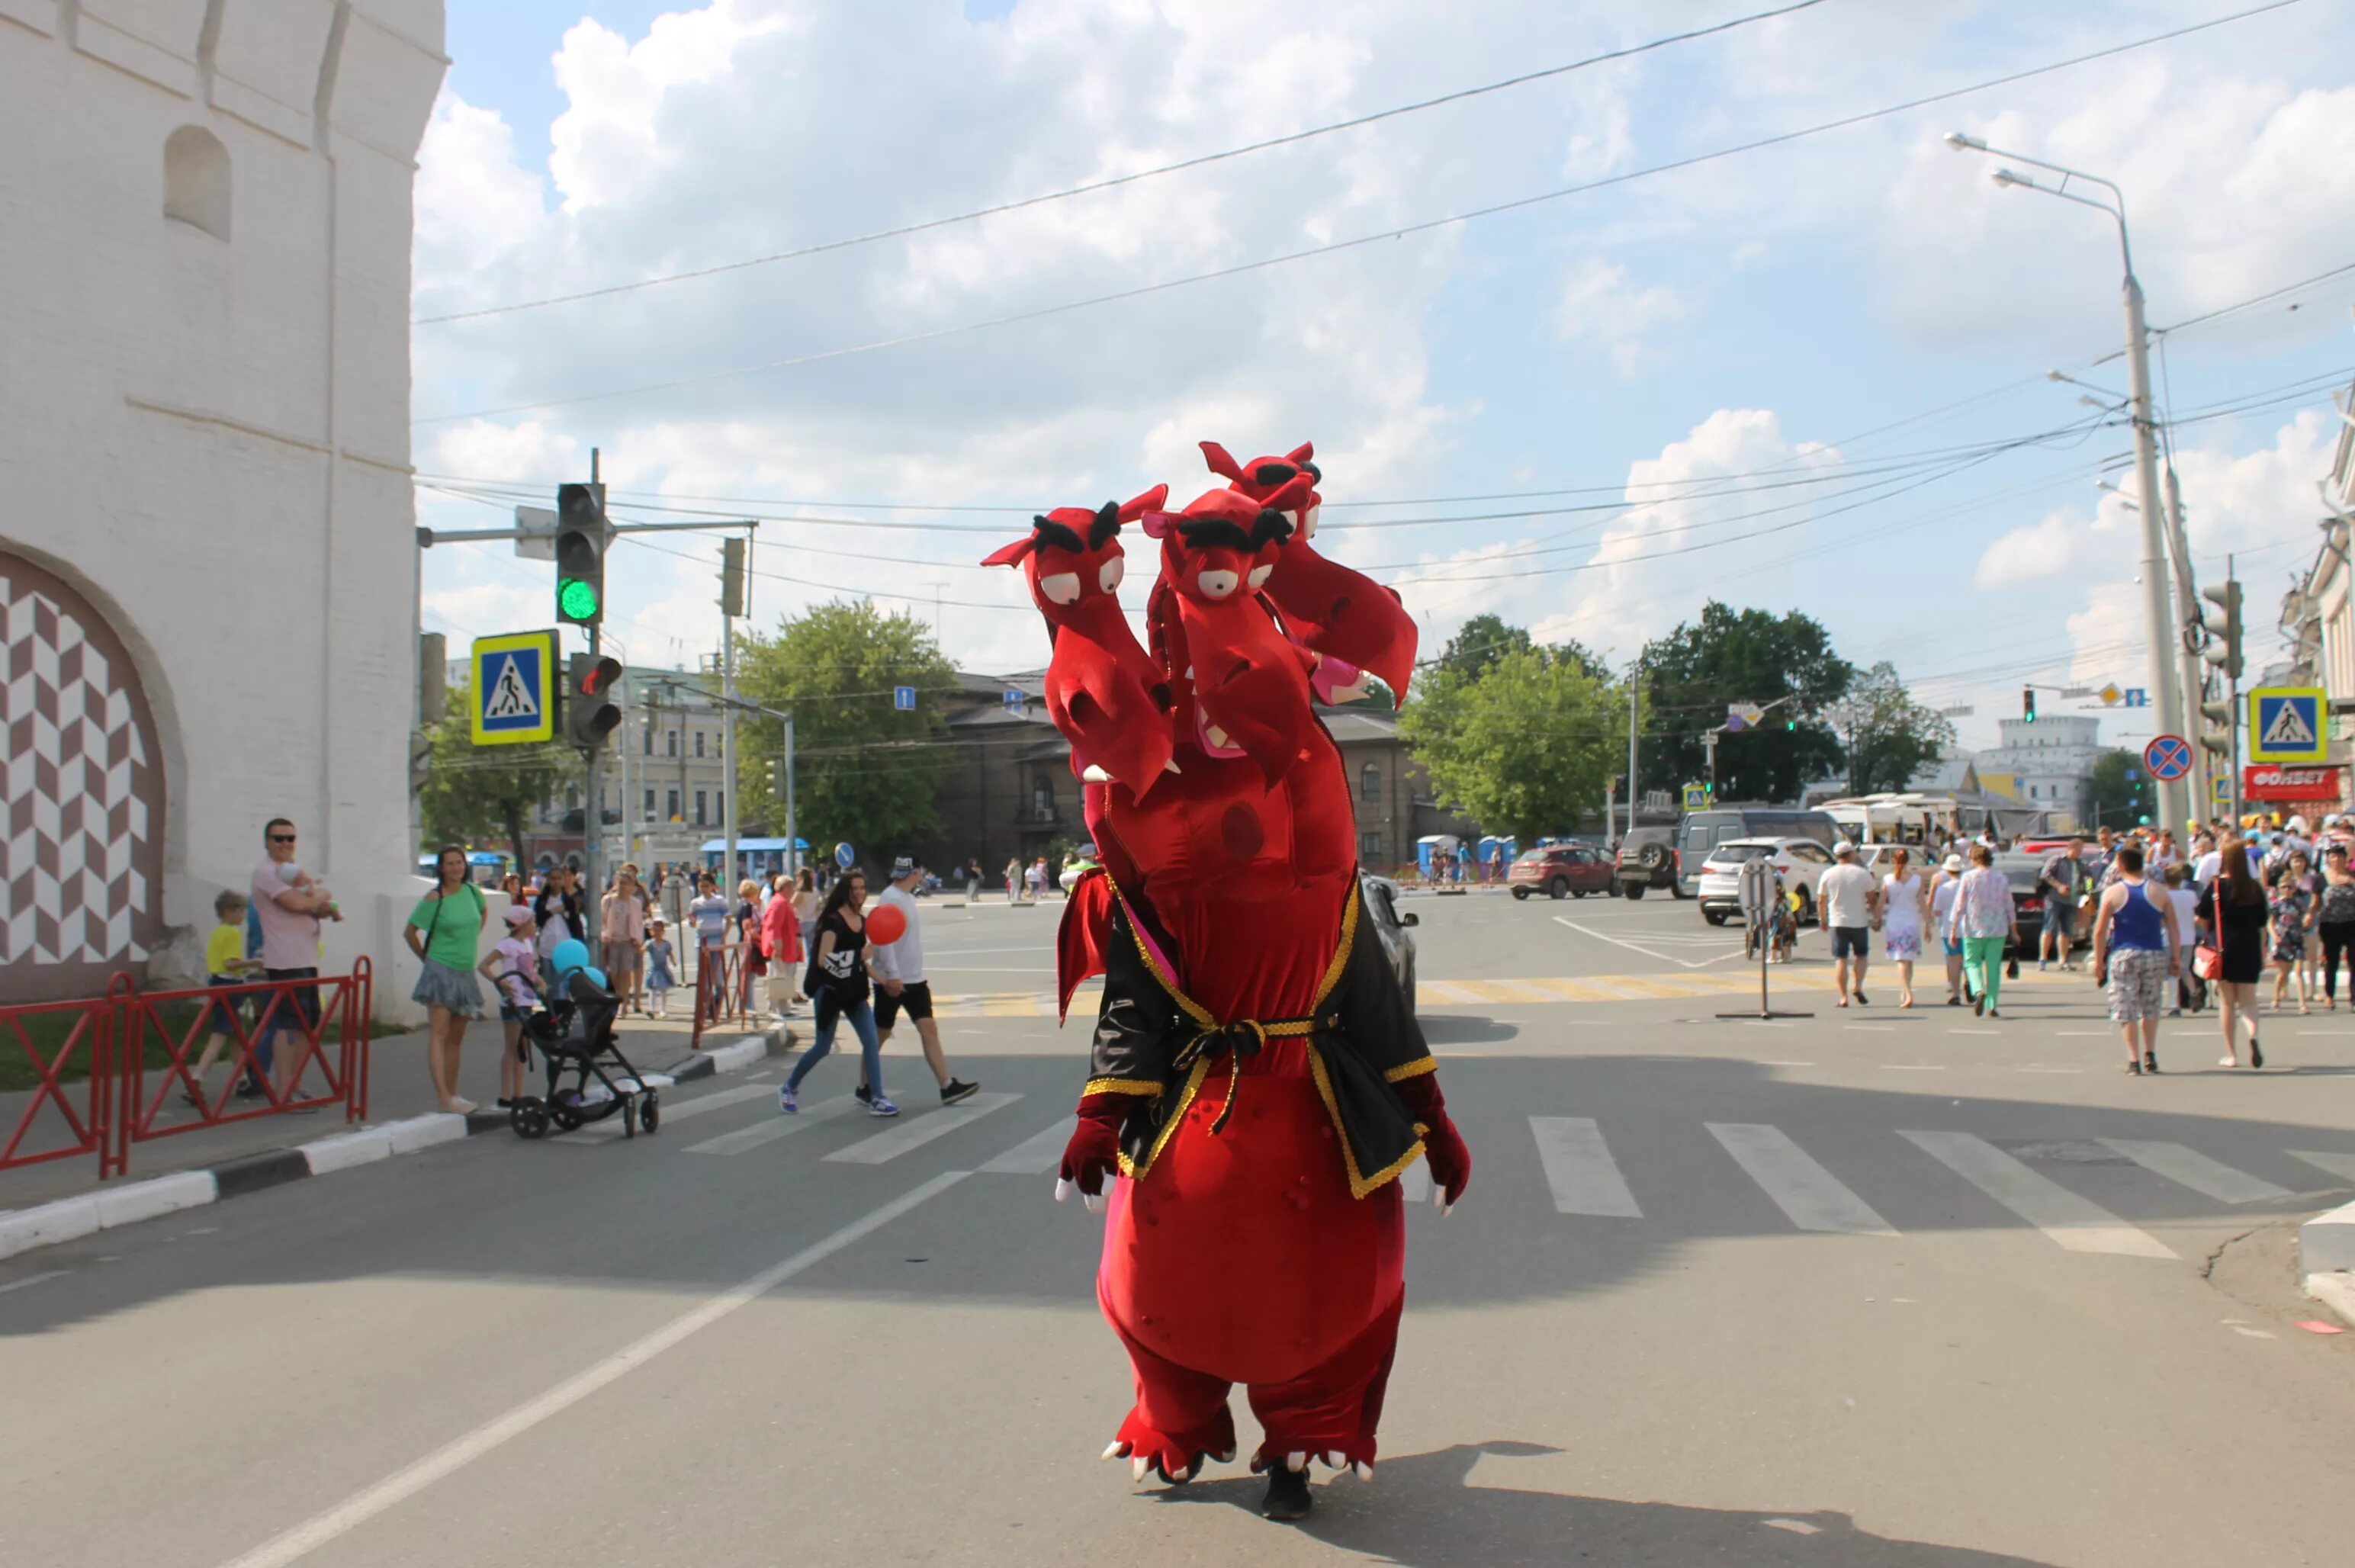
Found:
[1098,556,1124,593]
[1245,563,1273,590]
[1039,571,1081,605]
[1197,569,1239,600]
[1300,504,1319,539]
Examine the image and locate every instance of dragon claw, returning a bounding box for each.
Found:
[1354,1461,1374,1483]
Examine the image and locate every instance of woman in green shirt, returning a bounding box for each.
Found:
[406,845,489,1113]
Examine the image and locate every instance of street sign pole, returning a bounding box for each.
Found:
[1717,857,1813,1021]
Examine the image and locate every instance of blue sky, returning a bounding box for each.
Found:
[413,1,2355,757]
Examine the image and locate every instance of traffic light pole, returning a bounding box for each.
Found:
[2122,275,2190,834]
[721,611,737,892]
[584,452,604,893]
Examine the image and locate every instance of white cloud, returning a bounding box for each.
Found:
[1552,256,1685,375]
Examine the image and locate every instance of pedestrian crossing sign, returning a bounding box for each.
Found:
[471,630,557,746]
[2247,686,2327,764]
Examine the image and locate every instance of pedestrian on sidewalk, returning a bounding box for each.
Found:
[251,818,339,1102]
[964,857,984,900]
[2267,850,2318,1015]
[2207,836,2270,1068]
[1817,840,1880,1007]
[761,872,804,1024]
[2037,839,2090,971]
[779,869,895,1117]
[183,889,259,1108]
[2315,844,2355,1011]
[479,902,541,1107]
[1947,843,2017,1019]
[1881,847,1926,1007]
[863,856,979,1107]
[2090,843,2180,1077]
[406,845,490,1113]
[1004,855,1024,902]
[601,865,648,1015]
[2161,864,2206,1016]
[644,920,677,1019]
[1931,853,1967,1005]
[734,878,766,1016]
[533,866,586,997]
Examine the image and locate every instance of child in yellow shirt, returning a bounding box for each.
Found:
[185,889,259,1108]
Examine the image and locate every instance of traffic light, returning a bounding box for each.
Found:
[721,537,746,619]
[2199,683,2235,760]
[762,756,780,798]
[567,652,623,750]
[2022,686,2038,724]
[554,483,609,627]
[2200,579,2244,682]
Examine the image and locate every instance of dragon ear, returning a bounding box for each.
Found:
[982,534,1036,568]
[1287,441,1314,464]
[1089,502,1120,549]
[1117,484,1168,524]
[1200,441,1245,483]
[1139,509,1178,540]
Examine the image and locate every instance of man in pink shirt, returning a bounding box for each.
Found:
[250,817,341,1100]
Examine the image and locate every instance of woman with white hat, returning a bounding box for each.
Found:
[1930,853,1968,1005]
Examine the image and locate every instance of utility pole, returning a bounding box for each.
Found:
[783,712,798,878]
[2119,252,2189,831]
[721,614,738,888]
[1625,662,1642,840]
[2161,464,2209,818]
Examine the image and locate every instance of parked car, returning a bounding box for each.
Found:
[1508,843,1614,901]
[1615,827,1682,899]
[1673,807,1839,898]
[1695,837,1836,927]
[1361,872,1418,1011]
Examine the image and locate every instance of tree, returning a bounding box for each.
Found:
[1434,614,1608,685]
[2087,748,2154,829]
[1838,662,1958,795]
[1640,602,1852,802]
[416,680,568,863]
[1398,646,1625,843]
[733,599,958,862]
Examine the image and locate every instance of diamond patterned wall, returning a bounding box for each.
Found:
[2,554,165,994]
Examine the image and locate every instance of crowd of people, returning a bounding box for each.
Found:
[383,848,978,1119]
[1780,812,2355,1075]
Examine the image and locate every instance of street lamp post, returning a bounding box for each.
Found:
[1945,132,2189,831]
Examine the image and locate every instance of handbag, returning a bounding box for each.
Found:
[2194,884,2222,980]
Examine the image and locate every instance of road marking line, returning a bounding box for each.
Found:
[2287,1149,2355,1184]
[1759,1059,1814,1067]
[1843,1024,1894,1032]
[825,1091,1023,1165]
[214,1172,969,1568]
[0,1269,69,1296]
[1707,1123,1896,1235]
[1415,980,1485,1004]
[1947,1029,1998,1036]
[979,1117,1077,1175]
[1900,1131,2174,1258]
[1528,1117,1642,1218]
[683,1094,859,1155]
[1551,917,1742,970]
[2017,1065,2084,1074]
[1879,1063,1945,1071]
[981,994,1041,1018]
[2096,1139,2293,1205]
[573,1082,770,1139]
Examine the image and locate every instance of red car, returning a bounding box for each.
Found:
[1508,843,1616,901]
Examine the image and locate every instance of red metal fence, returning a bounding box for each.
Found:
[689,940,755,1050]
[0,962,371,1182]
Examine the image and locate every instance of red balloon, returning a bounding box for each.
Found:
[864,902,908,946]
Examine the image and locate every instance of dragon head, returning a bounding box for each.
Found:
[982,484,1168,619]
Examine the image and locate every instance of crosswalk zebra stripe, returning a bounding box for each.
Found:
[1900,1130,2174,1258]
[2288,1149,2355,1184]
[683,1094,859,1155]
[979,1117,1077,1175]
[1528,1117,1642,1217]
[1706,1123,1897,1235]
[2096,1139,2292,1205]
[824,1091,1023,1165]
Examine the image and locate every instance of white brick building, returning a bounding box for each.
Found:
[1,2,445,999]
[1981,714,2103,827]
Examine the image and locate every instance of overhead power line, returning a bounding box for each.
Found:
[411,0,2305,427]
[412,0,1828,327]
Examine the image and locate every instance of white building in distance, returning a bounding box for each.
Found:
[1,2,445,999]
[1982,714,2103,827]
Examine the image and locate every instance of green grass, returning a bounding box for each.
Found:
[0,1007,406,1095]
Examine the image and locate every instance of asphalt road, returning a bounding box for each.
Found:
[8,891,2355,1567]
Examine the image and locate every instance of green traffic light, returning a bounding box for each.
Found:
[558,577,600,620]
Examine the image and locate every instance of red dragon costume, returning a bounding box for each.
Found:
[987,442,1471,1522]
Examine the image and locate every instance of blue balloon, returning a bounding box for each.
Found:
[583,966,610,990]
[551,938,590,978]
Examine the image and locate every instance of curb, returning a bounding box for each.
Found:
[0,1030,782,1266]
[2299,1195,2355,1275]
[2307,1271,2355,1331]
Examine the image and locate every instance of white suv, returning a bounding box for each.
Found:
[1696,837,1835,927]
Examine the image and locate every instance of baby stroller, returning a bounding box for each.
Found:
[507,946,660,1140]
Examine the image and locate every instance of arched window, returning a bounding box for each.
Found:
[163,126,231,240]
[1360,763,1381,802]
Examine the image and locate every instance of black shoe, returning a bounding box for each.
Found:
[2125,1059,2143,1076]
[2143,1049,2159,1075]
[495,1098,515,1110]
[1974,993,1985,1018]
[1855,990,1870,1007]
[854,1083,872,1105]
[1261,1464,1312,1521]
[2250,1039,2264,1070]
[940,1078,980,1105]
[1946,994,1962,1007]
